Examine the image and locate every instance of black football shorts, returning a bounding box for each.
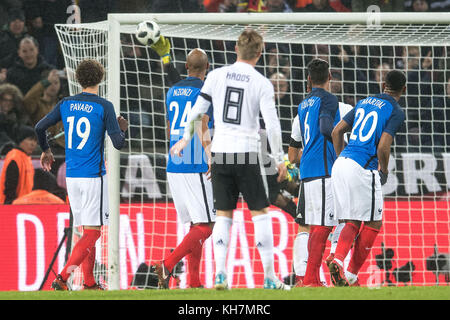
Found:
[211,152,270,211]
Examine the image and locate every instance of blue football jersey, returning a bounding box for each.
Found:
[340,93,405,170]
[166,77,213,173]
[298,88,340,180]
[39,92,122,178]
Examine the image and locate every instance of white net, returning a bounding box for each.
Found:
[56,13,450,289]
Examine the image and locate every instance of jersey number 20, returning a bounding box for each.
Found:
[350,109,378,142]
[67,116,91,150]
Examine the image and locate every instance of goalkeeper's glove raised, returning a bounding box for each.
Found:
[284,155,299,182]
[150,35,171,65]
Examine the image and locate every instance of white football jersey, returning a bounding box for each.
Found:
[184,61,284,163]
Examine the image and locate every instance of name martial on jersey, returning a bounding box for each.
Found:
[340,93,405,170]
[166,77,213,173]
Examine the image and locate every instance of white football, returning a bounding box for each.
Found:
[135,20,161,46]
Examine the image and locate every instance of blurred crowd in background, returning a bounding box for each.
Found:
[0,0,449,204]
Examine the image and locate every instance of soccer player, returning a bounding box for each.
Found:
[328,70,406,287]
[171,29,289,290]
[289,102,352,286]
[288,58,344,287]
[153,47,216,289]
[35,59,128,290]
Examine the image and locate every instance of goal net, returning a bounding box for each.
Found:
[55,12,450,289]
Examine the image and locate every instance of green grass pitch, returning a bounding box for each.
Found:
[1,286,449,300]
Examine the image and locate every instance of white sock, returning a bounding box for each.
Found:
[330,222,345,254]
[212,216,232,276]
[293,232,309,276]
[345,270,358,285]
[252,214,276,280]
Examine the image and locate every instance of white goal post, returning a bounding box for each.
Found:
[55,12,450,290]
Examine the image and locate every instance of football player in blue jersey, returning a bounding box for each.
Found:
[328,70,406,287]
[150,44,215,289]
[288,58,343,287]
[35,59,128,290]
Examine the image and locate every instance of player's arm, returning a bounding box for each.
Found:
[166,120,171,142]
[150,36,181,85]
[104,101,128,150]
[377,132,392,179]
[259,81,286,182]
[332,106,355,156]
[377,106,405,185]
[288,114,302,164]
[35,101,62,171]
[319,93,339,142]
[196,113,212,162]
[196,112,213,178]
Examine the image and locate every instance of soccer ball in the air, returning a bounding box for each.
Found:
[135,20,161,46]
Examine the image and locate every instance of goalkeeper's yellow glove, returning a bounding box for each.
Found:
[150,35,171,65]
[284,155,299,182]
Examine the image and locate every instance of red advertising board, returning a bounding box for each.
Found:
[0,201,448,291]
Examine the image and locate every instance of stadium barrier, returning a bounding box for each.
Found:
[1,201,448,291]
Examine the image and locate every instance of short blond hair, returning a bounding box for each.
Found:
[237,29,263,61]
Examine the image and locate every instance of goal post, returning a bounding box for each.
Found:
[55,12,450,290]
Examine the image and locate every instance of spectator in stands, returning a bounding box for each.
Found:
[410,0,430,11]
[266,46,292,79]
[0,8,28,69]
[266,0,294,12]
[369,61,391,94]
[150,0,205,12]
[23,69,65,154]
[352,0,404,12]
[238,0,267,11]
[205,0,239,11]
[24,0,73,68]
[430,74,450,150]
[0,1,23,29]
[270,72,291,106]
[301,0,336,12]
[270,71,296,141]
[333,45,368,98]
[12,168,66,204]
[330,70,343,97]
[313,44,330,63]
[328,0,351,11]
[6,36,54,95]
[120,34,154,143]
[78,0,118,23]
[428,0,450,11]
[0,125,37,204]
[0,83,26,152]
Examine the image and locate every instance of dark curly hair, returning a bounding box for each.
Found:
[75,59,105,89]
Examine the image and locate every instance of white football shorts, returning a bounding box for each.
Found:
[297,177,337,227]
[331,157,383,222]
[167,172,215,224]
[66,176,109,227]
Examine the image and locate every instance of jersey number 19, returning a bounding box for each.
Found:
[67,116,91,150]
